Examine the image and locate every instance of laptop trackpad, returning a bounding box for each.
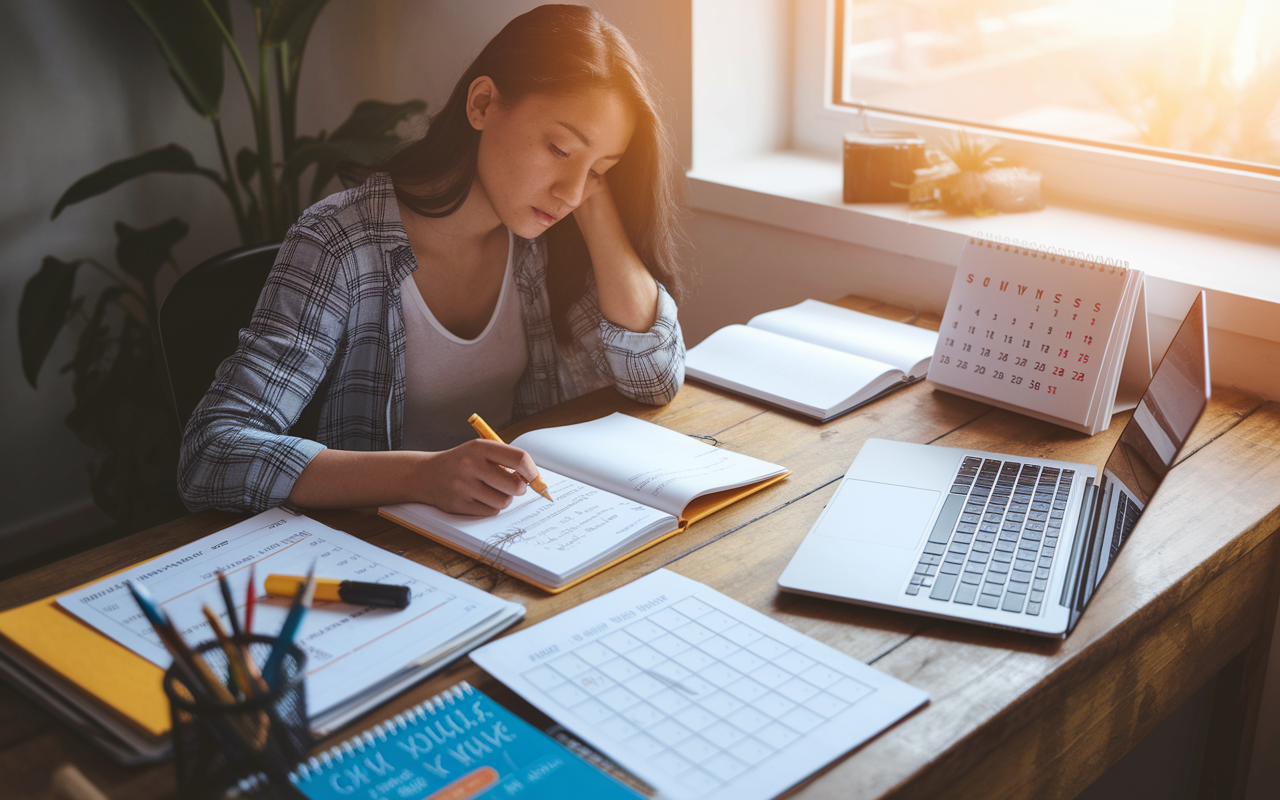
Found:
[815,480,940,549]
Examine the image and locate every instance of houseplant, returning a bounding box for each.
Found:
[18,0,425,531]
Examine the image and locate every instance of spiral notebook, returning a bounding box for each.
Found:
[927,234,1150,435]
[289,682,641,799]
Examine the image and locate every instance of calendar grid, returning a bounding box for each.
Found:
[928,236,1142,434]
[520,594,875,795]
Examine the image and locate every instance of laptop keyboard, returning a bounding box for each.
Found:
[906,457,1074,616]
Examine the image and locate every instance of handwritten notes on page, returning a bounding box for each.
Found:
[470,570,928,800]
[382,471,679,591]
[58,509,524,732]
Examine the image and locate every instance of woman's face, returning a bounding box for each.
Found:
[469,80,636,239]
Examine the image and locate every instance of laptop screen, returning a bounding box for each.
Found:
[1066,292,1209,625]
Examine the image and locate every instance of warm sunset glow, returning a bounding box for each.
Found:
[840,0,1280,167]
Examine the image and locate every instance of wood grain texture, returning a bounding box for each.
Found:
[1,295,1277,800]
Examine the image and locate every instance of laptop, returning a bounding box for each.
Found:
[778,292,1210,638]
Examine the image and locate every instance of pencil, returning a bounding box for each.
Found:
[467,413,554,502]
[244,563,256,635]
[202,605,254,698]
[215,570,243,640]
[263,565,316,690]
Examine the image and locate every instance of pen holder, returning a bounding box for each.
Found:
[164,635,311,799]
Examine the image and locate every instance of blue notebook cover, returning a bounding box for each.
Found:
[290,682,642,800]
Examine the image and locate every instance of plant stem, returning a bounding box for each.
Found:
[200,0,256,108]
[213,120,251,244]
[254,7,279,239]
[276,46,298,224]
[84,259,146,304]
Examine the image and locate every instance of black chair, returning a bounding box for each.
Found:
[158,242,281,430]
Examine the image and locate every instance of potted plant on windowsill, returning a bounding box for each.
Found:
[18,0,425,533]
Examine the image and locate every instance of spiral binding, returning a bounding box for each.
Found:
[969,231,1130,276]
[288,681,475,784]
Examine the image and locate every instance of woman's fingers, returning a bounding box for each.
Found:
[428,439,545,515]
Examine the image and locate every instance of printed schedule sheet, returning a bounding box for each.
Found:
[471,570,928,800]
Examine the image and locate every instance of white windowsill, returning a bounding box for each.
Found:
[687,150,1280,345]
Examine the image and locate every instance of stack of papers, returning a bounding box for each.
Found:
[0,509,524,764]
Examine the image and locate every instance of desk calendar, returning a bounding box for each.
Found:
[927,235,1149,435]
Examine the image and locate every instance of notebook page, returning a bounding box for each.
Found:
[383,469,678,586]
[511,413,787,520]
[471,569,928,800]
[685,325,907,419]
[748,299,938,377]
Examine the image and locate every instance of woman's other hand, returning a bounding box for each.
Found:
[573,179,659,333]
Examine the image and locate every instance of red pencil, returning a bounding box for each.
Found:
[244,563,256,635]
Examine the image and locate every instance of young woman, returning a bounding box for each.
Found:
[178,5,685,517]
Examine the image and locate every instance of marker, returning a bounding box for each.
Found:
[264,574,411,610]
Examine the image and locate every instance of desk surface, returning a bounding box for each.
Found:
[5,300,1280,800]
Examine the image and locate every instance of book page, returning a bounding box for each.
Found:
[383,469,678,586]
[748,299,938,377]
[56,509,523,722]
[471,569,928,800]
[685,325,907,420]
[511,413,787,519]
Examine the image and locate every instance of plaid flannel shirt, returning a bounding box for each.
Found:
[178,173,684,512]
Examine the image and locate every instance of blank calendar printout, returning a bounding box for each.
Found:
[471,570,928,800]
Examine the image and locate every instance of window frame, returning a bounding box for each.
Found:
[792,0,1280,237]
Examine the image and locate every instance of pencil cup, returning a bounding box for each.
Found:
[164,635,310,799]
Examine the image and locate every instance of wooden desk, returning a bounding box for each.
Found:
[4,305,1280,800]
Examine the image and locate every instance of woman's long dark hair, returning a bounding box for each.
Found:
[379,4,684,342]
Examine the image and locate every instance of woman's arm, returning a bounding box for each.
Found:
[287,441,540,516]
[572,181,659,332]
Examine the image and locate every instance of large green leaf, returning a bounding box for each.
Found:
[287,100,426,200]
[264,0,329,47]
[52,144,213,219]
[115,219,190,287]
[126,0,232,120]
[330,99,428,142]
[19,257,84,388]
[235,146,258,190]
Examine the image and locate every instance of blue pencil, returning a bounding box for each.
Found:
[262,564,316,690]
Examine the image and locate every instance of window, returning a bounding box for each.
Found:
[831,0,1280,175]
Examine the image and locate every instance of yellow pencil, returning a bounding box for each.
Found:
[467,413,554,503]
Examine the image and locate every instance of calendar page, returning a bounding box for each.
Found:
[927,236,1143,433]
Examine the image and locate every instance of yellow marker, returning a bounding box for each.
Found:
[467,413,555,503]
[264,574,411,609]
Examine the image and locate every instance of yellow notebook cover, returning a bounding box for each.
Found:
[0,591,169,739]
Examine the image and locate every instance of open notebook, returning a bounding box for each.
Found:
[381,414,789,592]
[686,300,939,421]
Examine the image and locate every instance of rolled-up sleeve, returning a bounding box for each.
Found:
[570,276,685,406]
[177,227,347,512]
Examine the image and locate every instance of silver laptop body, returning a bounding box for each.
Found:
[778,293,1210,638]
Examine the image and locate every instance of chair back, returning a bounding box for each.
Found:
[159,242,280,429]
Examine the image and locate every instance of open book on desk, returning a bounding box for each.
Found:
[0,509,524,765]
[686,299,939,421]
[381,413,789,593]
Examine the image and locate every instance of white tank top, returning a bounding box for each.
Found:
[400,230,528,451]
